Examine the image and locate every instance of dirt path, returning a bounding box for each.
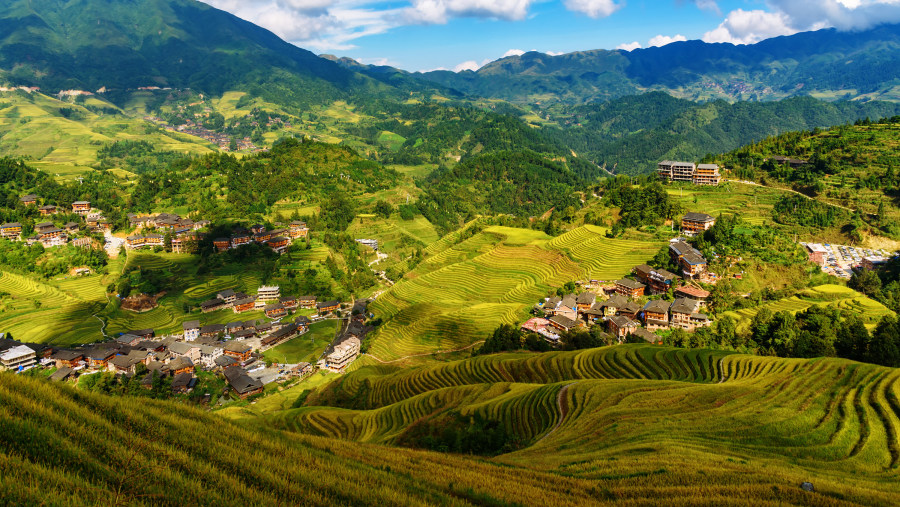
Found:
[533,382,577,445]
[363,341,485,364]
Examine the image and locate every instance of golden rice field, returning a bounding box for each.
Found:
[270,345,900,505]
[365,225,663,362]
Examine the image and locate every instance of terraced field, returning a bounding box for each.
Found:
[724,284,894,332]
[667,182,782,226]
[271,345,900,504]
[366,225,662,362]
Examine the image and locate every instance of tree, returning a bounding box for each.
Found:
[835,314,870,361]
[476,324,524,355]
[848,269,882,298]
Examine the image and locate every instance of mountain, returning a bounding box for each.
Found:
[418,24,900,104]
[0,0,376,107]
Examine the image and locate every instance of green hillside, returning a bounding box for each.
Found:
[364,224,662,362]
[274,345,900,505]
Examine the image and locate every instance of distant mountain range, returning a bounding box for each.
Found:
[411,24,900,104]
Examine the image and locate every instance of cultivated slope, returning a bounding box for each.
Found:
[279,345,900,505]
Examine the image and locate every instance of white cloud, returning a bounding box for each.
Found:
[403,0,536,23]
[615,41,642,51]
[704,0,900,46]
[453,60,482,71]
[503,48,526,57]
[563,0,623,18]
[545,50,565,56]
[693,0,720,15]
[647,34,687,47]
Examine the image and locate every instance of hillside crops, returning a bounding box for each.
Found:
[274,345,900,505]
[365,225,662,362]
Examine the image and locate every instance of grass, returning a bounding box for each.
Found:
[666,181,782,226]
[265,345,900,505]
[724,284,894,332]
[262,320,338,364]
[365,225,662,362]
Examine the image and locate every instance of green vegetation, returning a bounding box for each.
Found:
[262,320,338,364]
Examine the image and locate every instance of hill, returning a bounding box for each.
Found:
[418,24,900,105]
[273,345,900,505]
[0,0,386,109]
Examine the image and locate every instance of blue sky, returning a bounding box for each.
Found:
[204,0,900,71]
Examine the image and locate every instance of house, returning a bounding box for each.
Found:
[87,349,116,369]
[199,324,225,339]
[295,315,311,331]
[657,161,695,182]
[197,345,223,369]
[633,265,679,295]
[693,164,721,186]
[213,238,231,252]
[679,253,708,279]
[251,224,266,234]
[253,231,273,243]
[143,234,163,247]
[606,316,638,340]
[520,317,560,343]
[279,296,298,310]
[72,201,91,214]
[265,303,287,319]
[128,329,154,340]
[615,279,645,299]
[0,222,22,239]
[64,222,79,233]
[642,299,671,331]
[230,234,252,248]
[598,294,628,318]
[581,302,607,324]
[183,320,201,341]
[674,286,710,307]
[49,366,75,382]
[171,372,196,393]
[51,349,83,369]
[168,356,195,376]
[225,322,244,335]
[214,354,240,370]
[217,289,237,304]
[0,345,36,371]
[317,300,340,315]
[261,323,299,348]
[233,297,257,313]
[805,243,828,266]
[670,298,700,329]
[38,205,58,215]
[223,341,253,362]
[769,156,807,168]
[109,354,142,375]
[200,298,228,313]
[168,341,199,363]
[267,236,290,254]
[619,301,642,319]
[257,285,280,301]
[224,367,263,398]
[298,296,317,309]
[326,337,360,371]
[116,334,142,347]
[631,328,662,344]
[289,221,309,239]
[681,212,716,236]
[863,256,888,270]
[19,194,39,206]
[575,292,597,312]
[548,314,579,333]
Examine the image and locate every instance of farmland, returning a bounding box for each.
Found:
[272,345,900,505]
[724,284,894,332]
[364,224,663,362]
[262,320,339,364]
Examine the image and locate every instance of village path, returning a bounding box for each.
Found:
[724,179,855,213]
[363,340,485,364]
[104,230,125,258]
[533,382,578,446]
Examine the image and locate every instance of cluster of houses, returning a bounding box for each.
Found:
[211,221,309,255]
[125,212,211,253]
[145,115,262,152]
[0,312,315,398]
[197,285,340,321]
[1,196,108,249]
[657,161,721,186]
[523,238,716,344]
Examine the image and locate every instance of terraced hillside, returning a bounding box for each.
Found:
[274,345,900,505]
[724,285,894,332]
[365,225,662,362]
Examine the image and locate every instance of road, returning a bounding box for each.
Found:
[104,230,126,258]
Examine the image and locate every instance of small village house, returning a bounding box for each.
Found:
[182,320,201,341]
[223,342,252,362]
[681,212,716,236]
[72,201,91,215]
[607,315,638,340]
[298,296,317,309]
[0,222,22,239]
[51,350,84,369]
[642,299,671,331]
[674,286,710,307]
[317,300,340,315]
[548,314,579,333]
[224,367,263,398]
[615,279,645,299]
[19,194,38,206]
[692,164,721,186]
[265,303,287,319]
[232,297,257,313]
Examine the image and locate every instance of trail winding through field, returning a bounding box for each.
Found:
[533,382,578,446]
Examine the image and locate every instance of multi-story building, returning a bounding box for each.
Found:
[326,337,360,370]
[72,201,91,214]
[657,161,696,182]
[615,279,646,299]
[681,212,716,237]
[0,345,36,371]
[0,222,22,239]
[693,164,721,185]
[257,285,280,302]
[182,320,201,341]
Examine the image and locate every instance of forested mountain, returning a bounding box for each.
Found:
[418,24,900,104]
[0,0,390,108]
[545,94,900,174]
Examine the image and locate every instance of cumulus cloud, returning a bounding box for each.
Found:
[615,41,642,51]
[648,34,687,47]
[453,58,491,71]
[403,0,535,23]
[503,49,526,57]
[704,0,900,45]
[563,0,623,18]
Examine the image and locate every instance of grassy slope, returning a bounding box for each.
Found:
[365,224,663,363]
[262,320,338,364]
[272,345,900,505]
[0,91,212,181]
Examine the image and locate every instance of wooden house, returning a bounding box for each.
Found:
[674,286,710,307]
[88,349,115,369]
[51,349,83,369]
[575,292,596,312]
[72,201,91,214]
[38,205,58,215]
[199,324,225,339]
[265,303,287,319]
[298,296,317,309]
[670,298,700,329]
[548,314,579,333]
[19,194,39,206]
[224,367,263,398]
[641,299,671,331]
[213,238,231,252]
[0,222,22,239]
[168,356,195,376]
[223,342,252,362]
[681,212,716,236]
[267,236,290,254]
[279,296,298,310]
[615,279,645,299]
[200,298,227,313]
[233,297,257,314]
[316,300,340,315]
[607,316,638,340]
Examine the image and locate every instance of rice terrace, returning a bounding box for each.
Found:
[6,0,900,505]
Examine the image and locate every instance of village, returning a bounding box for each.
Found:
[0,286,371,401]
